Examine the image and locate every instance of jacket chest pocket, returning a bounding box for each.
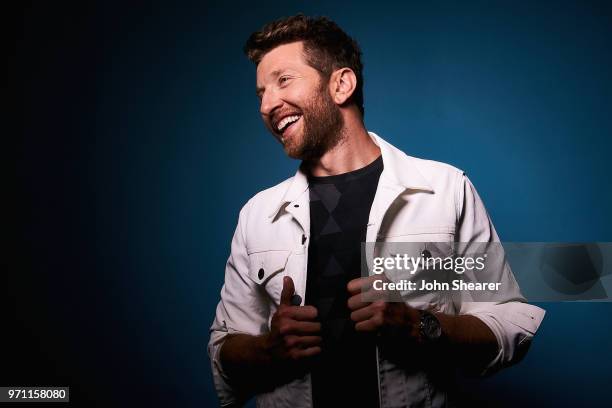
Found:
[373,227,456,311]
[247,250,292,306]
[377,225,456,242]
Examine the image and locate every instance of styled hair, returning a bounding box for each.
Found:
[244,14,365,117]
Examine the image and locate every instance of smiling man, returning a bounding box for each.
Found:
[209,14,545,408]
[256,41,346,161]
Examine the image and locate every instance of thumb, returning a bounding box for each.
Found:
[280,276,295,306]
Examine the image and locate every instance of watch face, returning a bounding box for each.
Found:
[421,312,442,340]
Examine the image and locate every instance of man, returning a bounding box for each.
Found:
[209,14,544,408]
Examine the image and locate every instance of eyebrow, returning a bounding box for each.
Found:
[255,69,284,97]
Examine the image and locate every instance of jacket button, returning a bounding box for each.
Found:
[421,249,432,259]
[294,204,299,208]
[302,234,307,245]
[258,268,265,279]
[291,294,302,306]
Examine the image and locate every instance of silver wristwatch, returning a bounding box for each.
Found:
[419,310,442,342]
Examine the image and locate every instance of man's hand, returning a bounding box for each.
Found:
[265,276,322,362]
[347,275,421,339]
[346,275,499,372]
[219,276,321,394]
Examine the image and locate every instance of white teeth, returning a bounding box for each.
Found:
[277,115,301,132]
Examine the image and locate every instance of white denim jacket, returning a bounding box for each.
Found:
[209,132,545,407]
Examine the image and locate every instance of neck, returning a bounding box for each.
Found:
[304,121,381,177]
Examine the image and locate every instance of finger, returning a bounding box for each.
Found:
[347,286,390,310]
[292,346,322,359]
[284,305,318,321]
[355,318,381,332]
[280,276,295,306]
[285,335,322,349]
[347,276,367,294]
[279,320,321,335]
[350,304,377,323]
[362,286,390,302]
[347,292,370,311]
[347,275,379,295]
[298,335,323,348]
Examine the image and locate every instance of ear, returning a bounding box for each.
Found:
[328,68,357,105]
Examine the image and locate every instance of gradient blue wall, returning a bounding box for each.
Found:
[18,1,612,406]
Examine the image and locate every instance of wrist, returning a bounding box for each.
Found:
[258,333,276,364]
[431,311,456,342]
[402,304,422,339]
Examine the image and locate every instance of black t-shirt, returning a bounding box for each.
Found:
[305,155,383,407]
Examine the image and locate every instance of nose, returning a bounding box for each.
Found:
[259,88,282,117]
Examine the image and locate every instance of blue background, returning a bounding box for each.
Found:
[17,0,611,406]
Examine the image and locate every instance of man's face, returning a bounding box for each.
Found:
[256,41,343,160]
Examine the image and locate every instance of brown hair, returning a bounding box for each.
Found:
[244,14,365,117]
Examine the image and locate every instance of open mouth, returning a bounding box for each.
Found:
[276,114,302,137]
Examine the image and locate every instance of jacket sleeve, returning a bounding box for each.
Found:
[454,173,545,374]
[208,199,271,406]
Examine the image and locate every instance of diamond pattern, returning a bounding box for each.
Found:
[305,156,383,407]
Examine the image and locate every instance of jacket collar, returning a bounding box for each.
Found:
[370,132,434,193]
[268,131,434,218]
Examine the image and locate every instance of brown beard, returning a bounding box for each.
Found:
[284,80,344,161]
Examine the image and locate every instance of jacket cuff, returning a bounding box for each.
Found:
[208,330,244,407]
[462,302,546,375]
